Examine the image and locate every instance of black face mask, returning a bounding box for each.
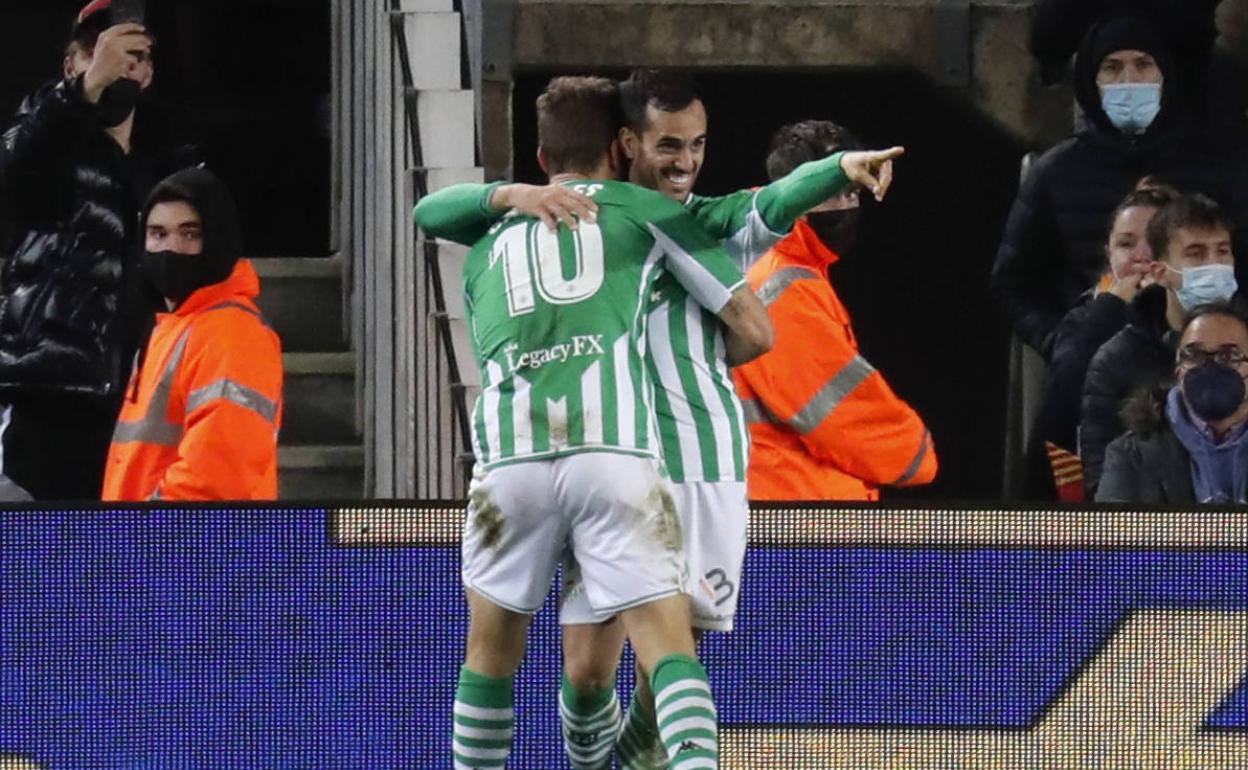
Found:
[1182,362,1247,422]
[142,249,208,307]
[806,209,860,256]
[96,78,141,128]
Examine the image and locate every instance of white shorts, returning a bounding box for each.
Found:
[461,453,687,616]
[561,480,748,631]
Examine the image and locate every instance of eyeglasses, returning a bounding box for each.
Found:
[1177,344,1248,367]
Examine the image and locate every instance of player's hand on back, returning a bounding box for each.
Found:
[839,146,905,203]
[491,183,598,232]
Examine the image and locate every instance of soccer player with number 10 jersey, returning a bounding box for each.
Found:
[415,76,774,770]
[418,68,904,769]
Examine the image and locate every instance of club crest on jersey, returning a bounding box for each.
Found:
[503,334,605,373]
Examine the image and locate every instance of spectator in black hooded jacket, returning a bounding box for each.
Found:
[991,9,1248,360]
[1029,0,1246,145]
[1080,192,1242,496]
[0,1,195,500]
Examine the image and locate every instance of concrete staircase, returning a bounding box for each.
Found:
[400,0,486,496]
[253,256,364,500]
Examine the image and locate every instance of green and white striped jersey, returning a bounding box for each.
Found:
[412,152,850,482]
[651,152,849,482]
[461,180,745,470]
[645,190,780,483]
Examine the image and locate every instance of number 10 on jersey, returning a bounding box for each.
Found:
[490,220,606,317]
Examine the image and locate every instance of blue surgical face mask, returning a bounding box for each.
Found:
[1167,263,1238,310]
[1100,82,1162,134]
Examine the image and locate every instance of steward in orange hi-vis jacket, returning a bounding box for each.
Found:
[102,168,283,501]
[732,119,935,501]
[733,219,936,500]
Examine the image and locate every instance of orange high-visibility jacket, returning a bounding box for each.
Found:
[102,260,283,501]
[733,220,937,501]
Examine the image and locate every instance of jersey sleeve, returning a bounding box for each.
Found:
[752,151,850,233]
[412,181,506,245]
[687,190,784,273]
[644,197,746,314]
[686,151,849,273]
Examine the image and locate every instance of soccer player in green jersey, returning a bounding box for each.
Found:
[417,69,903,770]
[417,76,773,770]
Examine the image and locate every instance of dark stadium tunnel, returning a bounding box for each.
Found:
[515,69,1026,501]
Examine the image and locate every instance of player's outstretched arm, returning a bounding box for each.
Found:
[751,151,849,235]
[751,146,903,237]
[719,286,773,366]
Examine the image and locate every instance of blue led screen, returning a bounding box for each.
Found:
[1,508,1246,769]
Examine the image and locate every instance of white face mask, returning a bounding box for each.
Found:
[1100,82,1162,134]
[1167,263,1238,310]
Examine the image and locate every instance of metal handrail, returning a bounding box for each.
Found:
[389,2,475,491]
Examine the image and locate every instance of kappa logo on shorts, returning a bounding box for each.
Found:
[568,731,603,747]
[677,739,705,754]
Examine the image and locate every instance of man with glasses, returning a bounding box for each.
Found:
[1098,302,1248,503]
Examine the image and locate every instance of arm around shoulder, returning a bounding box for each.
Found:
[411,181,505,245]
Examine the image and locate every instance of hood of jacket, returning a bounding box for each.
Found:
[1120,382,1170,435]
[141,166,243,303]
[1073,11,1183,149]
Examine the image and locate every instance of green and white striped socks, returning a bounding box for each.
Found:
[614,689,670,770]
[559,673,623,769]
[453,666,514,770]
[651,655,719,769]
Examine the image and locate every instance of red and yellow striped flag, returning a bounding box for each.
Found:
[1045,441,1085,502]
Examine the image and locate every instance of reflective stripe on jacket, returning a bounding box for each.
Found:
[102,260,283,501]
[733,220,936,501]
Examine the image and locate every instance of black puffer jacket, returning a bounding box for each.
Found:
[991,11,1248,358]
[1079,285,1177,496]
[0,76,190,400]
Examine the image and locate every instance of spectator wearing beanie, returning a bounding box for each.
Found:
[991,9,1248,361]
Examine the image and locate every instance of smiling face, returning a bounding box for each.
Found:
[621,98,707,202]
